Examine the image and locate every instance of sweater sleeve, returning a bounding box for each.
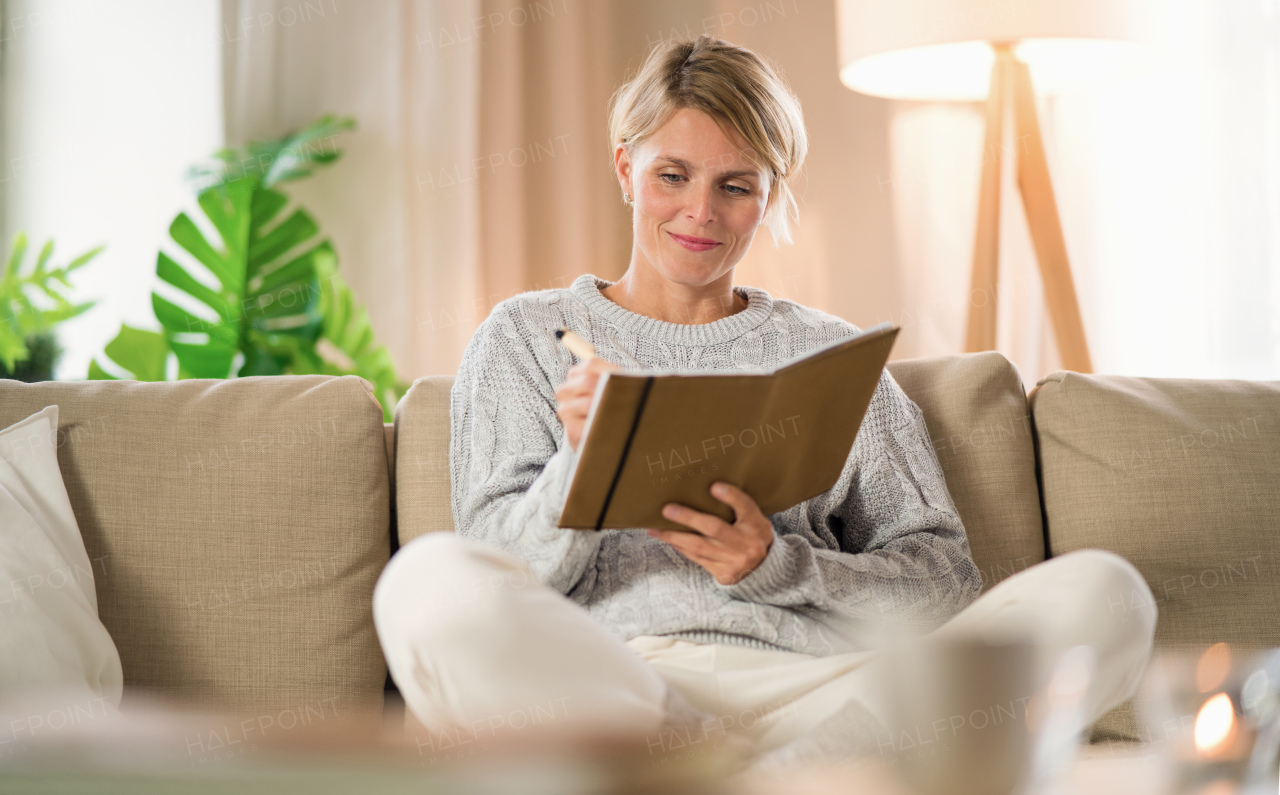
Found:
[449,306,605,595]
[717,369,982,629]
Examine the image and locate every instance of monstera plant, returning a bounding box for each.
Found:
[1,232,101,381]
[90,115,406,420]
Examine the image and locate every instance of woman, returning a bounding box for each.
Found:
[374,34,1155,767]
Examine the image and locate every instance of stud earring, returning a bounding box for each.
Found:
[624,192,631,203]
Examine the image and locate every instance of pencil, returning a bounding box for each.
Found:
[555,328,597,361]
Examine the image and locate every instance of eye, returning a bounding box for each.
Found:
[725,184,750,196]
[659,173,684,183]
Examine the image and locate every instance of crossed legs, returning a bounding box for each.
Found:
[373,533,1156,757]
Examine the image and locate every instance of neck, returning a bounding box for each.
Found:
[601,265,746,326]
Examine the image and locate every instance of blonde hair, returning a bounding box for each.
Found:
[607,34,808,246]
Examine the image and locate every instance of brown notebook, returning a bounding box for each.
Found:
[558,323,900,531]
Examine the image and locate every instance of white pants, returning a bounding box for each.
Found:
[372,533,1156,756]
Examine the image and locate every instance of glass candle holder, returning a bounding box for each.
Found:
[1136,643,1280,795]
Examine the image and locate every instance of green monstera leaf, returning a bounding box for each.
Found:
[88,325,169,381]
[91,114,406,420]
[287,267,407,421]
[151,179,328,378]
[93,180,330,381]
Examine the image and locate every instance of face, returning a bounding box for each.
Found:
[615,107,771,289]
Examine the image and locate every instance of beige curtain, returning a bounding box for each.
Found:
[221,0,914,380]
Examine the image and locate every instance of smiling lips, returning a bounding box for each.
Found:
[667,231,722,252]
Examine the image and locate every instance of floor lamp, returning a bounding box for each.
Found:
[836,1,1155,373]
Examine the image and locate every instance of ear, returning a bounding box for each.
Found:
[759,179,776,225]
[613,143,632,196]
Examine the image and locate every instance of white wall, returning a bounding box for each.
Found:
[2,0,222,379]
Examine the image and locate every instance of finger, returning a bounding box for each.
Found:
[554,393,583,414]
[709,482,764,523]
[555,401,587,421]
[555,378,588,399]
[660,503,732,541]
[575,361,616,393]
[584,357,618,373]
[563,361,603,384]
[564,396,595,417]
[647,528,731,564]
[560,373,596,396]
[561,374,603,401]
[559,389,594,407]
[579,369,611,394]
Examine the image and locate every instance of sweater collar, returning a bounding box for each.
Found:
[569,273,774,347]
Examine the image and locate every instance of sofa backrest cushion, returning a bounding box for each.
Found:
[396,356,1046,592]
[887,352,1046,591]
[1031,372,1280,739]
[0,375,391,717]
[393,376,456,546]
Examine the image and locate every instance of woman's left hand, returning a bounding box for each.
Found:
[647,481,774,585]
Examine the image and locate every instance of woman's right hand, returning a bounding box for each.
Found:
[555,358,617,451]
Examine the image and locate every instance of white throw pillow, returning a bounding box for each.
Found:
[0,405,123,711]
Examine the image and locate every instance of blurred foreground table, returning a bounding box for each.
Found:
[0,697,1168,795]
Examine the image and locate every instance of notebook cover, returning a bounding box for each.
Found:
[558,324,899,531]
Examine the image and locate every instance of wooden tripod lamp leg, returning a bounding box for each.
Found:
[965,45,1014,353]
[1010,59,1093,373]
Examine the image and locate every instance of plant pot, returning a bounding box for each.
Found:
[1,331,61,382]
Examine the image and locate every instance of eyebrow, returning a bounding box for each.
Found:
[655,156,761,180]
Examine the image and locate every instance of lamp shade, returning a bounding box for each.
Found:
[836,0,1159,100]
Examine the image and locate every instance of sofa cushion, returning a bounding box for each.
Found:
[0,375,390,717]
[887,353,1046,591]
[396,356,1046,590]
[393,376,457,545]
[1031,371,1280,740]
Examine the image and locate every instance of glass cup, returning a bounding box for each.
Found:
[875,633,1096,795]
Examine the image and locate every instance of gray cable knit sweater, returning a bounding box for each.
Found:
[449,274,982,656]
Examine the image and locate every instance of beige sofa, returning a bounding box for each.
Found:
[3,352,1277,743]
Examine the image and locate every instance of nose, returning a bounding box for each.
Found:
[685,180,714,226]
